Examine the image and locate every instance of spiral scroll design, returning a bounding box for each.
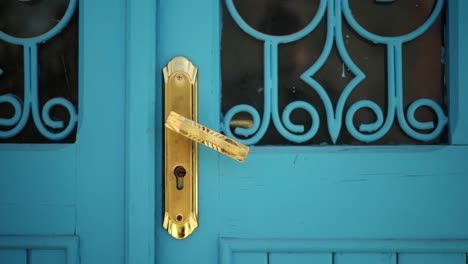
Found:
[342,0,447,142]
[223,0,328,144]
[224,0,448,145]
[0,93,25,137]
[0,0,78,141]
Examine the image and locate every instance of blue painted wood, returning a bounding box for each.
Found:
[75,0,127,263]
[30,250,66,264]
[399,253,466,264]
[0,236,78,264]
[232,252,267,264]
[270,252,332,264]
[219,146,468,238]
[0,249,26,264]
[219,239,468,264]
[156,0,222,263]
[0,205,75,235]
[125,0,157,263]
[334,253,396,264]
[157,1,468,263]
[219,239,468,254]
[447,0,468,144]
[0,1,128,264]
[0,147,76,235]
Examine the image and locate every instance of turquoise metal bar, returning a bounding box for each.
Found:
[223,0,448,144]
[0,0,79,140]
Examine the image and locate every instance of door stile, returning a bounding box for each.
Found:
[125,0,157,263]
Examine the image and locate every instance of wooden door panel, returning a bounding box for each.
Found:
[0,147,76,235]
[0,250,26,264]
[0,236,79,264]
[30,250,66,264]
[220,239,468,264]
[399,254,467,264]
[156,0,468,263]
[217,147,468,238]
[0,0,127,263]
[270,253,332,264]
[335,253,396,264]
[232,252,267,264]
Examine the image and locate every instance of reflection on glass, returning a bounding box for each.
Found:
[221,0,446,145]
[0,0,78,143]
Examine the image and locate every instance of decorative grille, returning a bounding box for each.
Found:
[0,0,78,143]
[222,0,447,145]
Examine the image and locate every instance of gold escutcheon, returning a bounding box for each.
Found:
[163,56,198,240]
[163,56,249,240]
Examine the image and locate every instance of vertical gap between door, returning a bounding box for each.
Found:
[26,248,31,264]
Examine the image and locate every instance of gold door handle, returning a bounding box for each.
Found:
[162,56,249,240]
[165,111,249,162]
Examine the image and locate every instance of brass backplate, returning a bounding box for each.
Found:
[163,56,198,239]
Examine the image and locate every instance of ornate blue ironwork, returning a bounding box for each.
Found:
[223,0,448,144]
[0,0,78,141]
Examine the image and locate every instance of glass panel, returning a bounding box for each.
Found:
[221,0,446,145]
[0,0,78,143]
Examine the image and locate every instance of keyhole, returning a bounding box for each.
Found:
[174,166,186,190]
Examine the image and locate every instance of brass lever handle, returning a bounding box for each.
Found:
[162,56,249,240]
[165,111,249,162]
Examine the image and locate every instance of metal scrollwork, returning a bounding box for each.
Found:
[0,0,78,141]
[223,0,448,145]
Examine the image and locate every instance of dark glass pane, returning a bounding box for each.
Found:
[0,0,78,143]
[221,0,446,145]
[233,0,319,36]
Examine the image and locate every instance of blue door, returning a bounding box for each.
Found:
[156,0,468,264]
[0,0,129,263]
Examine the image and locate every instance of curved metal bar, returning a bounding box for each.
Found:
[223,104,266,145]
[224,0,329,144]
[330,0,368,143]
[29,45,78,141]
[0,46,32,138]
[223,42,273,145]
[224,0,447,145]
[0,1,78,141]
[341,0,445,44]
[299,0,335,142]
[347,101,384,132]
[345,45,397,143]
[0,0,78,46]
[224,105,261,137]
[224,0,327,44]
[393,45,448,141]
[0,94,22,127]
[282,101,319,137]
[270,43,320,143]
[341,0,446,142]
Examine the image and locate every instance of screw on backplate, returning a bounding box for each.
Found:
[176,74,183,81]
[176,214,183,222]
